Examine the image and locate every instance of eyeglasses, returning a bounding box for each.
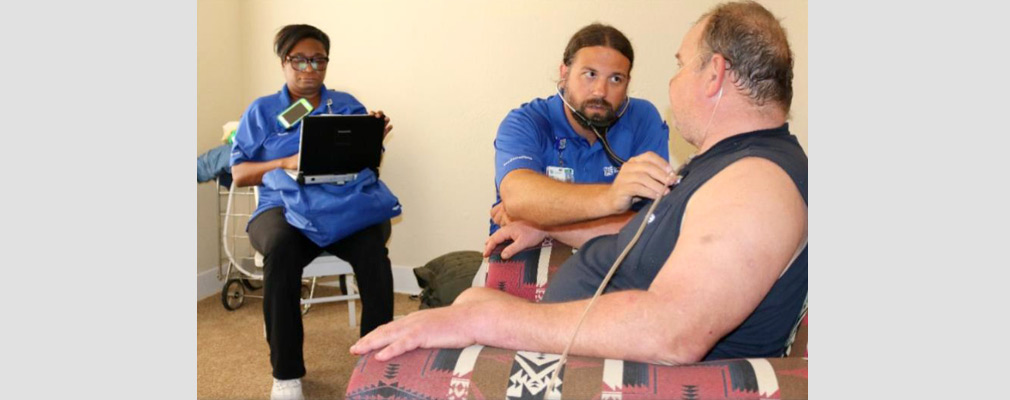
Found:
[285,55,329,72]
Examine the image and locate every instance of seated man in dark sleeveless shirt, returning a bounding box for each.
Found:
[352,1,807,365]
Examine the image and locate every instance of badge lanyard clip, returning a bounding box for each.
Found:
[555,137,566,167]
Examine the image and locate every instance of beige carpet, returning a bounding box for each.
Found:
[197,282,419,400]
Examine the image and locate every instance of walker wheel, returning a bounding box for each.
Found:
[222,279,246,311]
[242,278,263,291]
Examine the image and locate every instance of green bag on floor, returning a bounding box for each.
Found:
[413,251,483,309]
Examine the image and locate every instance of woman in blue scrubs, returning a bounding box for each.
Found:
[229,24,394,400]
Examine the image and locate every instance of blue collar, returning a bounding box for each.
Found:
[548,94,587,141]
[276,83,330,108]
[548,93,632,144]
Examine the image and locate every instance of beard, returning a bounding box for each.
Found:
[563,86,618,129]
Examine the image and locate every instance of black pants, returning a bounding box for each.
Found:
[248,207,394,379]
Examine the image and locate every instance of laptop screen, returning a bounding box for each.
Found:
[297,115,384,177]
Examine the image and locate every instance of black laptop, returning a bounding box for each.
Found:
[289,115,384,185]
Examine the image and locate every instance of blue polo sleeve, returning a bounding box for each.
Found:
[230,100,269,166]
[493,110,548,191]
[633,101,671,162]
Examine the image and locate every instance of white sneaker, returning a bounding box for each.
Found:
[271,378,304,400]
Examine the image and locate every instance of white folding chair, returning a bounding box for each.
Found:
[253,252,360,327]
[223,182,361,327]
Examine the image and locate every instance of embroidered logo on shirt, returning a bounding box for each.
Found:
[603,165,618,177]
[503,155,534,167]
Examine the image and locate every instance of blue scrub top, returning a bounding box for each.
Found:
[230,84,367,223]
[490,94,670,234]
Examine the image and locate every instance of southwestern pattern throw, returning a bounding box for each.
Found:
[346,345,807,399]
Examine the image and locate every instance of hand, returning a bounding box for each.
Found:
[350,305,477,361]
[605,152,677,214]
[484,220,547,259]
[279,153,299,170]
[369,110,393,138]
[489,202,513,227]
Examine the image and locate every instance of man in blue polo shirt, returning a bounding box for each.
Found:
[490,23,676,253]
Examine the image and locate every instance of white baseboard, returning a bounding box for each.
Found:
[198,266,227,301]
[316,264,420,295]
[197,263,419,301]
[391,264,421,295]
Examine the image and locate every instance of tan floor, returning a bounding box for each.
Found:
[197,283,418,400]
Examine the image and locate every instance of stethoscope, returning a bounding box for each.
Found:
[556,85,630,168]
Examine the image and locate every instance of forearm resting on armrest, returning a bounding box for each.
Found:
[352,289,722,365]
[470,289,712,365]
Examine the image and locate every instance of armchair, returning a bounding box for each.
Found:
[346,241,807,399]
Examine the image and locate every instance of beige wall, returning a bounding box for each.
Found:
[197,0,244,273]
[197,0,807,271]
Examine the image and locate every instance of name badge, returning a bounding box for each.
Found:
[546,166,574,183]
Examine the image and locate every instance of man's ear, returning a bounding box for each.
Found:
[705,54,729,98]
[559,63,569,85]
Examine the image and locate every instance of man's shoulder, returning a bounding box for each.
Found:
[615,97,667,147]
[499,95,555,136]
[507,95,553,120]
[246,90,286,116]
[626,97,662,119]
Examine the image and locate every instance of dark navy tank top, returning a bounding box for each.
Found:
[542,123,807,360]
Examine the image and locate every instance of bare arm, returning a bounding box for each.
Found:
[544,211,635,248]
[483,212,635,260]
[498,152,676,226]
[231,154,298,187]
[498,170,610,225]
[355,157,807,364]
